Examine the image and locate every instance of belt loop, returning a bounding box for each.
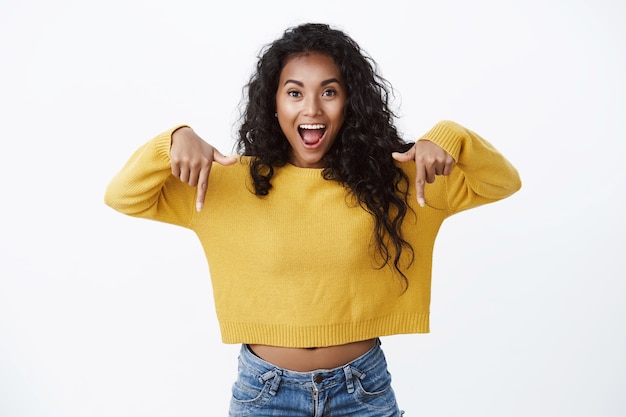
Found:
[343,366,366,394]
[259,369,282,396]
[343,366,354,394]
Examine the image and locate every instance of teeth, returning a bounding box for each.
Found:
[299,124,326,129]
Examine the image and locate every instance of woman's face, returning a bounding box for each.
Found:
[275,52,346,168]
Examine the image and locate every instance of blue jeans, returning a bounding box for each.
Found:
[229,339,404,416]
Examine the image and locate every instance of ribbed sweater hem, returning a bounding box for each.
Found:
[219,313,430,348]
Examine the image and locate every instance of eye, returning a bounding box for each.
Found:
[322,89,337,97]
[288,90,302,98]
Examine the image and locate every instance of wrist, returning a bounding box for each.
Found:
[170,125,192,146]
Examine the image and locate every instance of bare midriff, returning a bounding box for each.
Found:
[248,338,377,372]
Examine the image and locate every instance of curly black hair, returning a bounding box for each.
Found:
[235,23,415,287]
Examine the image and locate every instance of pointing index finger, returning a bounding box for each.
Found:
[195,166,211,212]
[415,163,426,207]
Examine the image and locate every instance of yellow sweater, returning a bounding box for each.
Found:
[105,120,521,347]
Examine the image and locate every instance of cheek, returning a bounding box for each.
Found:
[275,93,287,115]
[334,108,346,129]
[333,100,346,121]
[276,100,298,120]
[276,118,288,135]
[277,117,297,140]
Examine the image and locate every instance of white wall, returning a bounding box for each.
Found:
[1,0,624,416]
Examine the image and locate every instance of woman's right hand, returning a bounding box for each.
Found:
[170,126,237,212]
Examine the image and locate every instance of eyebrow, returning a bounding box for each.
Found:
[283,78,342,87]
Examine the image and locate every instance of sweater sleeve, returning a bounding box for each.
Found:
[419,120,522,214]
[104,125,197,227]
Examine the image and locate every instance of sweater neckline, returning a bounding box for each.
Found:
[279,163,325,179]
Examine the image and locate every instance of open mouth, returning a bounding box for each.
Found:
[298,124,326,145]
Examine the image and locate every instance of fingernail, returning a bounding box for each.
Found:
[196,202,203,212]
[418,197,425,207]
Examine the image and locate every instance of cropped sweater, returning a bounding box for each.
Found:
[104,120,521,348]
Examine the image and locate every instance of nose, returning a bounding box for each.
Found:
[303,95,322,116]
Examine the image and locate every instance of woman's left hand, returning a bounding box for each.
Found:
[392,140,456,207]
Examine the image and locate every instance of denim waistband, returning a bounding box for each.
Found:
[238,339,384,393]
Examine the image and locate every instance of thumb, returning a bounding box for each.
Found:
[212,149,238,166]
[392,147,415,162]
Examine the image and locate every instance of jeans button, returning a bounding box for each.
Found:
[314,374,323,384]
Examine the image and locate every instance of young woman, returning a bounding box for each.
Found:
[105,23,521,417]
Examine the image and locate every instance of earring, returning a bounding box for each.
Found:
[274,112,278,118]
